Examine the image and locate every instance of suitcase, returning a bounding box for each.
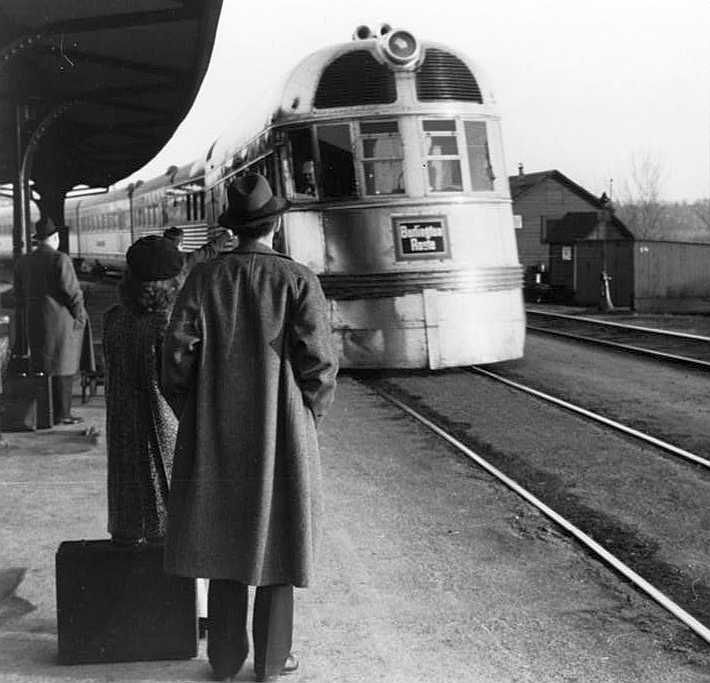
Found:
[1,372,53,431]
[56,540,197,664]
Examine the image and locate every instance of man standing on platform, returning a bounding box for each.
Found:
[162,173,337,682]
[14,217,87,424]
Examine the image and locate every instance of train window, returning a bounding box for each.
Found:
[358,121,404,196]
[423,119,463,192]
[288,129,317,198]
[464,121,494,191]
[316,124,357,198]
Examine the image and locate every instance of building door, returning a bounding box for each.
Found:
[604,241,633,307]
[575,241,633,307]
[574,242,602,305]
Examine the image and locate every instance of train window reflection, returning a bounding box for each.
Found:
[424,119,462,192]
[359,121,404,196]
[464,121,494,191]
[317,124,357,198]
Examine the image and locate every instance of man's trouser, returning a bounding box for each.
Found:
[52,374,74,422]
[207,579,293,679]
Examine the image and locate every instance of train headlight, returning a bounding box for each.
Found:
[380,28,420,68]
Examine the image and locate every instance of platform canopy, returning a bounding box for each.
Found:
[0,0,223,193]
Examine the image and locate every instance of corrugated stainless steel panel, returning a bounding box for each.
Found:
[320,266,523,299]
[415,49,483,102]
[315,51,397,108]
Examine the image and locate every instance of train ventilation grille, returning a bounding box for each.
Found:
[415,48,483,102]
[315,50,397,108]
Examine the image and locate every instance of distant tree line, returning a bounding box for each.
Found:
[614,151,710,242]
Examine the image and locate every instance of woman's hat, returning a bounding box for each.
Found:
[32,217,59,240]
[126,235,183,281]
[217,173,290,229]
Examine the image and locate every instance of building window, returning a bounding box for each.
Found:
[359,120,404,195]
[423,119,462,192]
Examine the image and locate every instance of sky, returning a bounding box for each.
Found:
[120,0,710,203]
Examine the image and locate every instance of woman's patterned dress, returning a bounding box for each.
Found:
[103,304,177,542]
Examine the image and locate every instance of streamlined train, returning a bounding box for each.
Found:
[0,25,525,369]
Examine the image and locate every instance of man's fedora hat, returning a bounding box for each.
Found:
[218,173,290,229]
[32,216,59,240]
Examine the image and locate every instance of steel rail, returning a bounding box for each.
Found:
[469,366,710,470]
[527,325,710,370]
[527,309,710,342]
[370,383,710,646]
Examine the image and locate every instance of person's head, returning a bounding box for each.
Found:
[302,160,315,186]
[33,217,60,250]
[163,226,184,250]
[217,173,290,242]
[121,235,185,316]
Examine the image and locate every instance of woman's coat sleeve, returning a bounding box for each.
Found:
[161,270,203,416]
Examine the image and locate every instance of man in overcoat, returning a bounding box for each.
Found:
[14,217,87,424]
[161,173,337,682]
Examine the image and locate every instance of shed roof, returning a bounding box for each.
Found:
[0,1,222,191]
[509,169,605,208]
[545,211,633,243]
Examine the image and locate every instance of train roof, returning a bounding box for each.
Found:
[205,29,499,175]
[276,35,497,119]
[68,160,204,209]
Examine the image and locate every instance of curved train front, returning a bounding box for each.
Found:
[214,27,524,368]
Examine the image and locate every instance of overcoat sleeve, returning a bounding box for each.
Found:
[56,253,87,325]
[290,272,338,425]
[161,269,204,416]
[181,230,231,271]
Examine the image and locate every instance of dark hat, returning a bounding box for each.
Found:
[126,235,183,281]
[32,217,59,240]
[163,226,184,243]
[217,173,290,229]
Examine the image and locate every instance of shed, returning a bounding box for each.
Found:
[509,168,611,270]
[633,241,710,312]
[545,211,634,306]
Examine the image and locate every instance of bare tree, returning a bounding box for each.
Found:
[616,151,667,238]
[692,198,710,231]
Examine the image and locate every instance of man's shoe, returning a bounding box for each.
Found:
[254,653,299,681]
[61,415,83,425]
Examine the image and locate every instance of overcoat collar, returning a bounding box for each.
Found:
[228,242,292,259]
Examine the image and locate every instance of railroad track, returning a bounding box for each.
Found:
[359,371,710,648]
[526,309,710,369]
[469,366,710,470]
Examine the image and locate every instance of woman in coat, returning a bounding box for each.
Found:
[162,174,337,681]
[103,236,184,544]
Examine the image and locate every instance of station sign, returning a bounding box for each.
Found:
[392,215,450,260]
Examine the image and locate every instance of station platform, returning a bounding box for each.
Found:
[0,377,706,682]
